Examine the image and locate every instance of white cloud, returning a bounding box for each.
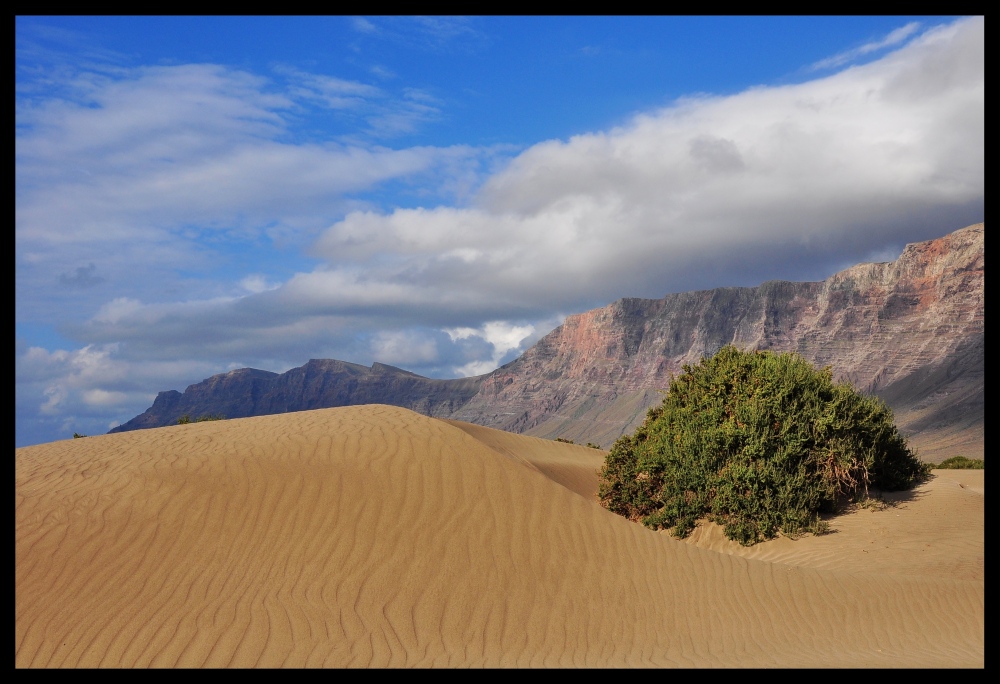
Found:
[15,59,491,348]
[16,340,230,445]
[311,17,982,311]
[276,65,382,109]
[239,274,279,294]
[92,297,144,324]
[15,62,470,252]
[21,343,128,417]
[40,384,67,414]
[351,17,378,34]
[811,21,923,70]
[42,17,984,381]
[370,330,439,366]
[370,65,396,80]
[82,388,127,406]
[445,321,535,377]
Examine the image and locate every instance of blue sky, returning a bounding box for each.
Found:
[15,16,984,447]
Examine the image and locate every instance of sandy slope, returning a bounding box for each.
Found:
[15,405,983,668]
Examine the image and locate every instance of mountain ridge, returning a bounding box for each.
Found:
[111,223,984,461]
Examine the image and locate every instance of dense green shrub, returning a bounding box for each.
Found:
[598,346,929,545]
[933,456,985,469]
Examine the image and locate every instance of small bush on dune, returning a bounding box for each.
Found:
[177,413,226,425]
[933,456,985,469]
[598,345,929,546]
[555,437,603,449]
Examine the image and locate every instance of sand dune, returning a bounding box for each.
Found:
[16,405,983,667]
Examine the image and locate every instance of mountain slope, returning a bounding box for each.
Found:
[112,223,984,461]
[453,223,983,460]
[110,360,485,433]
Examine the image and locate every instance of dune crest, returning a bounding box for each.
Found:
[16,405,983,667]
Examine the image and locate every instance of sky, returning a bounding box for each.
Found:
[15,16,984,447]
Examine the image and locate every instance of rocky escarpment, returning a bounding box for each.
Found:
[451,223,984,460]
[110,360,485,433]
[113,223,983,461]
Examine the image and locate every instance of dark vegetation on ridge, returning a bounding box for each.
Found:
[176,413,225,424]
[597,346,930,546]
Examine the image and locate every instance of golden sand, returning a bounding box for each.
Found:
[15,405,983,667]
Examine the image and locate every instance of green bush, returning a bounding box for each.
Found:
[933,456,984,469]
[598,345,929,546]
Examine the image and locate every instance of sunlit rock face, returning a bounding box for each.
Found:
[453,223,983,460]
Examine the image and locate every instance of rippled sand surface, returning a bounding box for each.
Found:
[16,405,983,667]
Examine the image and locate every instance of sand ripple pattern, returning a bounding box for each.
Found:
[16,405,983,667]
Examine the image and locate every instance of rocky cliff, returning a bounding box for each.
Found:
[113,223,984,461]
[452,223,983,460]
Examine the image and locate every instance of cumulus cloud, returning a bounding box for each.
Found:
[445,321,536,376]
[20,344,129,419]
[16,341,227,445]
[48,17,985,366]
[313,17,982,309]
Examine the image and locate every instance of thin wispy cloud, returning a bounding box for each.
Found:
[277,66,383,110]
[348,16,487,53]
[810,21,922,70]
[370,65,397,80]
[351,17,378,34]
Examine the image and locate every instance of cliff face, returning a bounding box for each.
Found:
[451,223,984,460]
[112,223,983,461]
